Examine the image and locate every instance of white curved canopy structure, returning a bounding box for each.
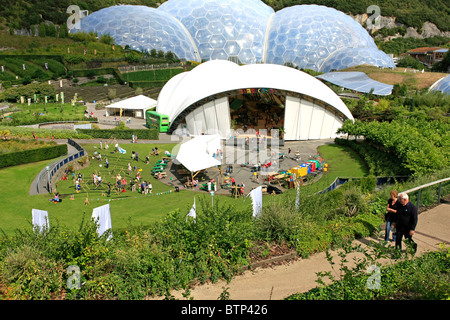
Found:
[157,60,354,140]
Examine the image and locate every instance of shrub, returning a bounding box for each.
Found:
[0,245,66,299]
[0,143,67,168]
[254,198,301,242]
[76,128,159,140]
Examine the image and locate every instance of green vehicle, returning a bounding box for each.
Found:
[146,111,170,132]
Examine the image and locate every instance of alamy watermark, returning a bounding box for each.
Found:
[366,5,382,30]
[366,264,381,290]
[66,5,89,32]
[67,265,81,290]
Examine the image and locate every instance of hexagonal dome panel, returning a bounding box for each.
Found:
[74,1,395,71]
[430,74,450,94]
[265,5,395,71]
[73,5,199,61]
[158,0,274,64]
[320,47,396,72]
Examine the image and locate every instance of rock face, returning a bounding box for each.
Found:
[420,22,450,38]
[352,13,450,39]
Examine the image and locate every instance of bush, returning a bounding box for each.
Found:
[254,198,302,242]
[76,128,159,140]
[0,143,67,168]
[1,245,66,299]
[0,82,57,103]
[286,246,450,300]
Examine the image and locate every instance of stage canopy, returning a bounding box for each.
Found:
[174,134,222,173]
[316,71,393,96]
[105,95,157,119]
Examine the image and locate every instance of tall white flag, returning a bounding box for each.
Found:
[32,209,49,232]
[249,186,263,217]
[187,197,196,221]
[92,204,112,240]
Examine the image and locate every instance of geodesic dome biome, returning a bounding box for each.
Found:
[73,1,395,72]
[430,74,450,95]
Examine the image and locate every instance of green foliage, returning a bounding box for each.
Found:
[0,125,93,139]
[396,55,428,70]
[0,82,57,103]
[286,244,450,300]
[76,128,159,140]
[1,102,92,126]
[432,51,450,72]
[377,36,450,55]
[0,143,67,168]
[0,245,66,299]
[335,139,411,176]
[264,0,450,32]
[0,201,256,299]
[123,68,184,88]
[338,118,449,175]
[254,183,384,258]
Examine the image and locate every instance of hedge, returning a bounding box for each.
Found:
[0,144,67,168]
[71,68,125,85]
[128,80,169,88]
[76,128,159,140]
[335,138,411,176]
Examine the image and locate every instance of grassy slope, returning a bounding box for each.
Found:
[341,65,448,90]
[0,142,368,236]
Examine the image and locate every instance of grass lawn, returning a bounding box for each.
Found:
[7,103,87,122]
[0,142,368,236]
[342,65,447,90]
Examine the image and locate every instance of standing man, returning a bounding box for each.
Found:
[395,192,418,253]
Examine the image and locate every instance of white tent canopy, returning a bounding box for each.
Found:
[105,95,157,119]
[156,60,354,140]
[174,134,222,173]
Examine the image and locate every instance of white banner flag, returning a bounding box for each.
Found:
[249,186,263,217]
[186,198,196,221]
[32,209,49,232]
[92,204,112,240]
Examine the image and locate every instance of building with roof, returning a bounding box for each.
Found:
[407,47,448,67]
[156,60,354,141]
[74,1,395,72]
[105,95,157,119]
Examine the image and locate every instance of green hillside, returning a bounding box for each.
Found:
[1,0,449,32]
[264,0,450,32]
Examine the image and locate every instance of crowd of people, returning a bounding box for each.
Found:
[64,140,169,198]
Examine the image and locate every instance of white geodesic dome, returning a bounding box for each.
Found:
[74,1,395,72]
[430,74,450,95]
[73,5,199,61]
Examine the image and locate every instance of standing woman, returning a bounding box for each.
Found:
[385,190,399,243]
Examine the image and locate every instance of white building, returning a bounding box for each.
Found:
[105,95,157,119]
[156,60,354,140]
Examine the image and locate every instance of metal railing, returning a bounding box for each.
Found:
[401,177,450,208]
[35,139,86,194]
[318,176,410,194]
[318,175,449,209]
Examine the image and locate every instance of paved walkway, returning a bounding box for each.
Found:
[29,141,80,195]
[161,202,450,300]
